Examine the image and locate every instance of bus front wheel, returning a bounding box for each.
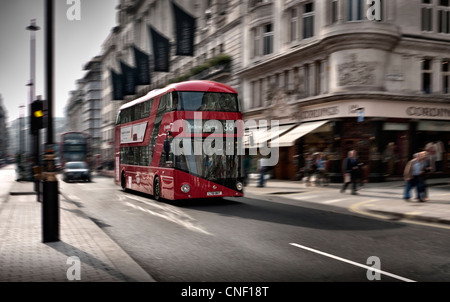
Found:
[153,177,161,201]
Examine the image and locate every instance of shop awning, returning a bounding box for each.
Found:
[270,120,329,148]
[245,124,295,148]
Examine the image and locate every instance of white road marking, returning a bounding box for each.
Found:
[120,194,212,236]
[292,195,319,200]
[322,198,346,204]
[289,243,416,282]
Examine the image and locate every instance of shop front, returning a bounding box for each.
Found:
[267,99,450,182]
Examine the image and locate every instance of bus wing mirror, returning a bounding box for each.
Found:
[164,137,171,153]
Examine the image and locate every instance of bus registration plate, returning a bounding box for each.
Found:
[207,191,222,196]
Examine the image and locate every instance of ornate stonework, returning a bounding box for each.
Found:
[338,54,377,86]
[265,85,295,122]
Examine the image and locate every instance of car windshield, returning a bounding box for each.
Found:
[66,162,87,169]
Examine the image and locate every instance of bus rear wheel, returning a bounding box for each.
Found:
[153,177,161,201]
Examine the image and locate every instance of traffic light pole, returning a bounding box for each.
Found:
[42,0,59,243]
[31,98,44,202]
[27,19,40,193]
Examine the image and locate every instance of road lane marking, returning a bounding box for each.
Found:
[289,243,416,282]
[125,202,212,236]
[348,199,392,220]
[292,195,319,200]
[322,198,346,204]
[120,194,213,236]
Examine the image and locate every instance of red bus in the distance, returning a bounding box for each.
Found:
[114,80,244,201]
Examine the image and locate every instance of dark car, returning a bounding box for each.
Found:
[63,161,91,182]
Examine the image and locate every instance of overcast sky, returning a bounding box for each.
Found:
[0,0,118,124]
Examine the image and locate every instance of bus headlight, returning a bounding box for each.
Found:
[236,182,243,191]
[181,184,191,193]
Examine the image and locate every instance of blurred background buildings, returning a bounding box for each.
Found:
[6,0,449,182]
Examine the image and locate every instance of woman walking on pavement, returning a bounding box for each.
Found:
[340,150,359,195]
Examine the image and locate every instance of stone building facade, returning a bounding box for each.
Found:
[97,0,450,181]
[239,0,450,181]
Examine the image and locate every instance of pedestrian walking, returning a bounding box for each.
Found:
[243,154,251,186]
[419,151,432,201]
[411,151,431,202]
[340,150,359,195]
[303,153,315,186]
[257,155,268,187]
[315,153,329,186]
[403,153,418,201]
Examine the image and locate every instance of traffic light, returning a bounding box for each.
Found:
[30,99,44,135]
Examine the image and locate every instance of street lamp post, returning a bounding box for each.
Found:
[26,19,41,198]
[42,0,59,243]
[18,105,26,181]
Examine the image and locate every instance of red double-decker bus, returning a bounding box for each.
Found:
[114,80,244,201]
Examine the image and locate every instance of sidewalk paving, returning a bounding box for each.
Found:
[0,180,155,282]
[244,175,450,227]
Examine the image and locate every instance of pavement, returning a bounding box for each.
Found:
[0,166,155,282]
[244,174,450,228]
[1,164,449,282]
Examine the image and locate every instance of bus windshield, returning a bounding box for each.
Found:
[174,138,243,181]
[174,91,239,112]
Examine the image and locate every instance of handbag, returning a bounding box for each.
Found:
[344,173,351,183]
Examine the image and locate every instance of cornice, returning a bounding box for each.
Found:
[291,92,450,108]
[238,27,401,77]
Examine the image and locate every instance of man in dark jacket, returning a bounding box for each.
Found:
[340,150,359,195]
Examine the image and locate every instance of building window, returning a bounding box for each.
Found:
[347,0,363,21]
[252,27,261,57]
[438,0,450,33]
[303,2,314,39]
[315,61,324,96]
[263,24,273,55]
[422,58,432,94]
[304,64,310,96]
[422,0,433,31]
[443,59,449,94]
[289,8,298,42]
[252,80,262,108]
[331,0,338,24]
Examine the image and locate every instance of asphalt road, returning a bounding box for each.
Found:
[58,173,450,282]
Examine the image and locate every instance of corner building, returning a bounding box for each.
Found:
[100,0,450,182]
[239,0,450,182]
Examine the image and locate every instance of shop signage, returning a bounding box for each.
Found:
[300,100,450,122]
